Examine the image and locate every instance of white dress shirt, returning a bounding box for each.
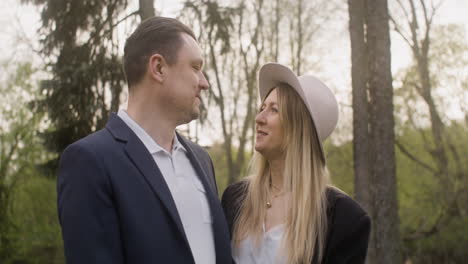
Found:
[234,224,286,264]
[118,110,216,264]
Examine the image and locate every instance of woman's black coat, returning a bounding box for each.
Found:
[221,181,371,264]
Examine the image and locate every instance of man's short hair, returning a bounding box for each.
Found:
[123,16,196,88]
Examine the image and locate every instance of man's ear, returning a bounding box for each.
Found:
[148,54,166,83]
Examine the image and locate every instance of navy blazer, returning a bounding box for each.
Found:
[57,113,232,264]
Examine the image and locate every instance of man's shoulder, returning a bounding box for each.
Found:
[64,128,114,155]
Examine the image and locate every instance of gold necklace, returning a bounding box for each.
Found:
[266,190,285,208]
[266,172,284,208]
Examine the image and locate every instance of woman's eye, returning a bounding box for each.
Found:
[271,107,278,113]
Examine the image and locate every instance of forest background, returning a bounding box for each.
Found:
[0,0,467,263]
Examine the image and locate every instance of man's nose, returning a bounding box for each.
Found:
[199,71,209,90]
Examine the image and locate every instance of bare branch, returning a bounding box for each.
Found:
[408,0,421,57]
[390,15,413,47]
[99,10,140,40]
[395,139,437,174]
[419,0,430,27]
[404,189,461,241]
[396,0,412,23]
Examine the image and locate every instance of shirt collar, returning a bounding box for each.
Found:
[117,109,186,155]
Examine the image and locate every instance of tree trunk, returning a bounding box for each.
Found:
[139,0,155,20]
[366,0,401,263]
[296,0,303,75]
[274,0,280,61]
[348,0,373,261]
[349,0,401,262]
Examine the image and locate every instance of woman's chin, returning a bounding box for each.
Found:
[254,144,264,154]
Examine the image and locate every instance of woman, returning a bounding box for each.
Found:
[222,63,370,264]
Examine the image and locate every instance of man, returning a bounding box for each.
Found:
[57,17,232,264]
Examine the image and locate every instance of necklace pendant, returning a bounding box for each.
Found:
[266,201,272,208]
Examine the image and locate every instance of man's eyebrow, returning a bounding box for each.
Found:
[192,58,204,67]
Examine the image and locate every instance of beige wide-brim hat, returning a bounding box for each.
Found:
[258,63,339,163]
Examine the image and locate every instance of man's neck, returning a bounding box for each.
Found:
[126,101,176,153]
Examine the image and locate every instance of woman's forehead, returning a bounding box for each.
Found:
[264,88,278,103]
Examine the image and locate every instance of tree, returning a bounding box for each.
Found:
[182,0,264,184]
[391,2,468,255]
[348,0,401,262]
[0,62,53,262]
[22,0,155,173]
[288,0,337,75]
[391,0,467,236]
[348,0,371,215]
[183,0,339,184]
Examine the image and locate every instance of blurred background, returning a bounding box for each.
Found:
[0,0,467,263]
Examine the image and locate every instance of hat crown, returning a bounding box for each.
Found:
[297,75,338,142]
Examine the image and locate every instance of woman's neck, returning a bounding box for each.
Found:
[268,158,285,190]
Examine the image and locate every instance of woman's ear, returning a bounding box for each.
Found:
[148,54,166,83]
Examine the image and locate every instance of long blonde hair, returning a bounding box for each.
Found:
[233,83,331,263]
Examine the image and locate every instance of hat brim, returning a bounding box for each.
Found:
[259,63,304,103]
[258,63,327,163]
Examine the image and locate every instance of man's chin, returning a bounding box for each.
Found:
[191,108,201,119]
[181,111,200,124]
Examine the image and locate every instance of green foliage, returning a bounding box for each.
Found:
[183,0,236,55]
[0,61,58,262]
[25,0,131,173]
[397,124,468,263]
[208,142,253,196]
[392,23,468,263]
[317,124,468,263]
[6,175,64,264]
[325,141,355,196]
[208,143,230,195]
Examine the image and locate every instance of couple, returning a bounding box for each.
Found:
[57,17,370,264]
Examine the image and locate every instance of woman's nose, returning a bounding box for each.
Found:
[255,112,266,124]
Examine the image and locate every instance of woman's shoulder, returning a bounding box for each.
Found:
[223,180,249,197]
[221,180,250,234]
[221,180,249,209]
[326,186,368,220]
[323,187,371,263]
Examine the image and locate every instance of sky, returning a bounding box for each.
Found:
[3,0,467,67]
[1,0,467,144]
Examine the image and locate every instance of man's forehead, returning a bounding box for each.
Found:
[179,34,204,63]
[180,33,201,50]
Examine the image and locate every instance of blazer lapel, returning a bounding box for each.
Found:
[106,114,190,250]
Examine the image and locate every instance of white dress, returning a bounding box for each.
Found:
[233,224,286,264]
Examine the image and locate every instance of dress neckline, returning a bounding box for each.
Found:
[263,223,285,234]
